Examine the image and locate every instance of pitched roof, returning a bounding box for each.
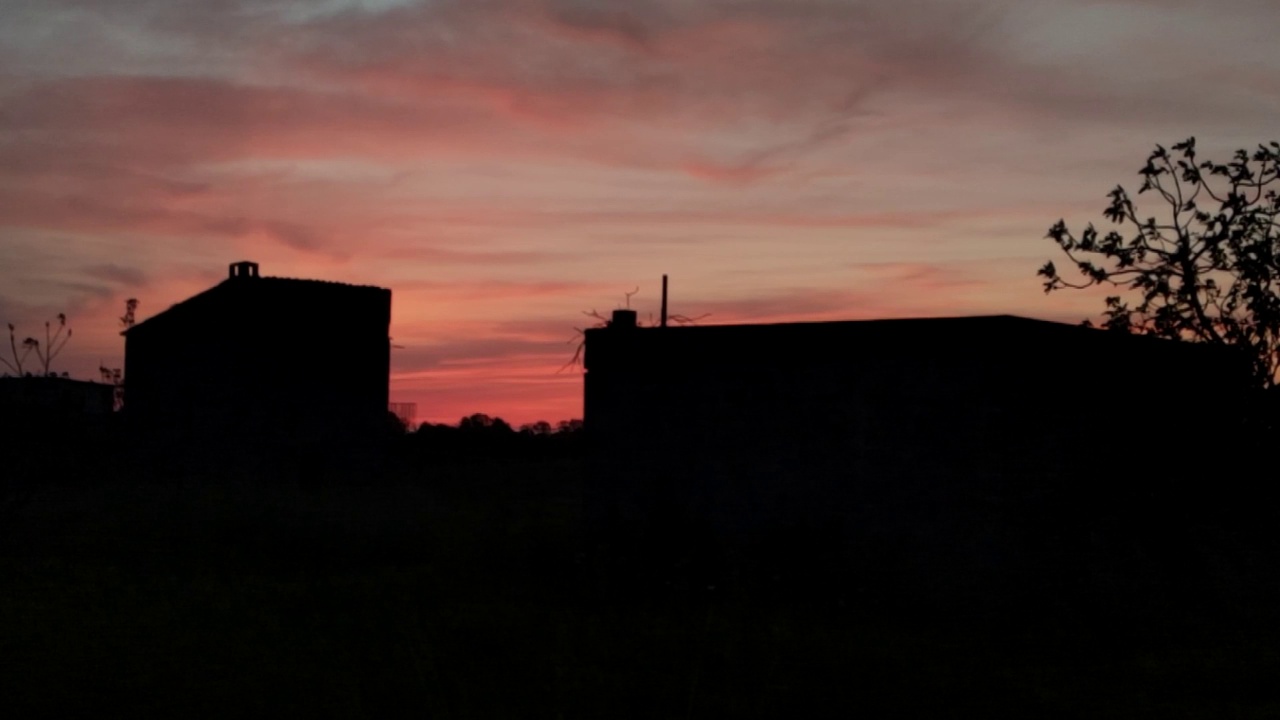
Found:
[124,263,390,336]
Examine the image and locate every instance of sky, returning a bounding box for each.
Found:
[2,0,1278,425]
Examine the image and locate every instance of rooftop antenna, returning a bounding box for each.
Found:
[660,274,668,328]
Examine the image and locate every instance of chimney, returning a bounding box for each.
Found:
[610,309,637,329]
[229,261,260,280]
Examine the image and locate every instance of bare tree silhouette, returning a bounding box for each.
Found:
[561,283,710,372]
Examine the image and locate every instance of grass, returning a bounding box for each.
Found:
[3,455,1279,718]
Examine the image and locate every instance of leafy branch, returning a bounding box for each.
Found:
[1040,137,1280,387]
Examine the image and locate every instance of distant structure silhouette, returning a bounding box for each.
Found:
[123,261,392,472]
[0,375,114,420]
[389,402,418,430]
[582,312,1253,570]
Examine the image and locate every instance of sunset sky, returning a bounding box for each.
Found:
[2,0,1278,424]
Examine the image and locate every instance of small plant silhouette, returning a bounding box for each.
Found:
[100,298,138,410]
[3,324,30,376]
[2,314,73,377]
[120,298,138,329]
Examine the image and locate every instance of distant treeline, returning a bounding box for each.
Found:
[391,412,585,462]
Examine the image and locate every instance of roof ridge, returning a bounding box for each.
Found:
[585,313,1048,331]
[256,275,388,290]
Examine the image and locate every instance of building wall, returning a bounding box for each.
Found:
[582,317,1252,550]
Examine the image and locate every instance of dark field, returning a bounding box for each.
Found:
[4,455,1280,718]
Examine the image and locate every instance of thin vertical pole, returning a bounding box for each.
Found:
[661,274,669,328]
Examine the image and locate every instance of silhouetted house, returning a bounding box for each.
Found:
[123,261,392,470]
[582,312,1252,565]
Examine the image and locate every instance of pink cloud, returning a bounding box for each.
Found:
[681,160,782,184]
[393,279,615,302]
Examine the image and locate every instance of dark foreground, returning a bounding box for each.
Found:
[4,455,1280,719]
